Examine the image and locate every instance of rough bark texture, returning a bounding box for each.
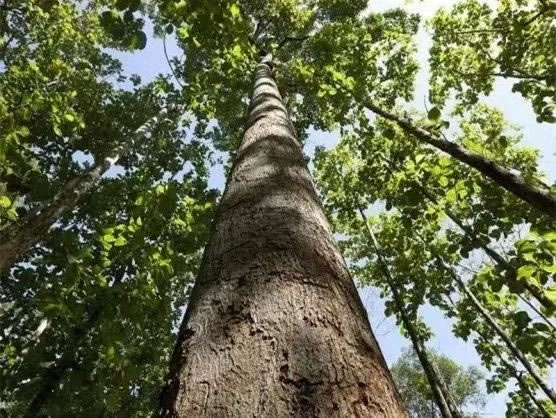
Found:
[359,208,462,418]
[0,106,172,275]
[159,57,407,417]
[364,101,556,218]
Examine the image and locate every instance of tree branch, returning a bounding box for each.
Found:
[276,35,310,50]
[163,34,185,89]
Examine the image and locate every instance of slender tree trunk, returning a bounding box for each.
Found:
[442,261,556,403]
[0,106,173,275]
[358,208,462,418]
[363,101,556,217]
[158,56,407,417]
[470,323,552,418]
[414,182,555,312]
[444,297,552,417]
[24,308,101,417]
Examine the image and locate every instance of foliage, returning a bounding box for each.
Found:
[0,1,217,415]
[1,0,555,416]
[429,0,556,122]
[313,102,555,414]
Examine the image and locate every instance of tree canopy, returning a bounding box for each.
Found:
[1,0,554,416]
[392,347,486,418]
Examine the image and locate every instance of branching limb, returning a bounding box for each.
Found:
[276,35,310,50]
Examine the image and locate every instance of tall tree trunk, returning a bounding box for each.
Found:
[158,56,407,417]
[441,261,556,404]
[363,101,556,217]
[0,106,173,275]
[359,208,462,418]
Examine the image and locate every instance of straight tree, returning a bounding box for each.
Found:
[159,55,407,417]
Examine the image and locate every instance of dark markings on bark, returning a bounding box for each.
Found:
[158,56,407,417]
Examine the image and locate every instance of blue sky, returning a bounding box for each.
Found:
[111,1,555,416]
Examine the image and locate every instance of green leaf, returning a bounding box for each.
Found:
[129,31,147,50]
[103,234,116,243]
[229,4,241,19]
[6,208,17,221]
[231,44,243,60]
[383,128,395,139]
[0,196,11,208]
[517,265,535,280]
[516,335,537,353]
[427,107,441,121]
[116,0,130,11]
[513,311,531,329]
[114,236,127,247]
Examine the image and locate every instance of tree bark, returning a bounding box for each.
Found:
[0,106,173,275]
[442,261,556,404]
[363,101,556,217]
[158,56,407,417]
[359,208,462,418]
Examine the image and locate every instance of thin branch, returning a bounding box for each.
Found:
[437,29,501,35]
[522,5,553,26]
[451,66,552,83]
[163,34,184,89]
[276,35,310,50]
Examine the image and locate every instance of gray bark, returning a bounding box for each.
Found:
[159,56,407,417]
[359,208,462,418]
[0,106,173,275]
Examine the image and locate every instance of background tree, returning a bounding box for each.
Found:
[429,0,556,123]
[0,1,218,415]
[391,348,486,418]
